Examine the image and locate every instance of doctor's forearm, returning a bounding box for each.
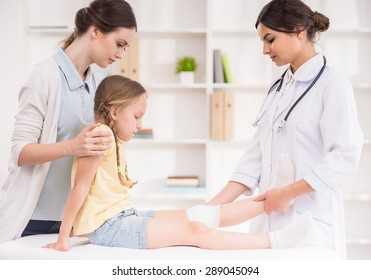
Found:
[208,181,249,205]
[284,179,315,200]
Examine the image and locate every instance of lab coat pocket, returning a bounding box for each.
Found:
[298,213,334,249]
[296,192,334,226]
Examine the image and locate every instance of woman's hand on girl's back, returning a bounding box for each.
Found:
[71,123,113,157]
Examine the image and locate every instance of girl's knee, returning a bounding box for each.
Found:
[187,222,222,249]
[188,221,210,233]
[186,221,213,245]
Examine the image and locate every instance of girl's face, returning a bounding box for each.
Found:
[111,93,147,142]
[257,23,306,70]
[91,27,136,68]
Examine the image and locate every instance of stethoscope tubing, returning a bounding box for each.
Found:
[252,56,327,131]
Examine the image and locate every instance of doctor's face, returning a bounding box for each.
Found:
[257,23,304,69]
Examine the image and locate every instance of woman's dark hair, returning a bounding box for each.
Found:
[255,0,329,42]
[62,0,137,49]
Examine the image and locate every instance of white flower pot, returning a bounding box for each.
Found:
[179,71,195,84]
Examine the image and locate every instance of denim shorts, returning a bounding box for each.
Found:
[88,209,154,249]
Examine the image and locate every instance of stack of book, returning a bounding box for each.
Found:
[133,128,154,139]
[162,175,204,193]
[166,175,200,187]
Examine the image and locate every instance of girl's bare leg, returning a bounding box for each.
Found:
[153,209,187,220]
[147,211,313,250]
[219,197,264,227]
[146,219,270,250]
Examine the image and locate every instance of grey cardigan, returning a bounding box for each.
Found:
[0,56,100,242]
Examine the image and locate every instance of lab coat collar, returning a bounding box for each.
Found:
[272,53,324,124]
[292,53,324,83]
[53,48,91,92]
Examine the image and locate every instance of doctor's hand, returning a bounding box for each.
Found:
[253,186,294,215]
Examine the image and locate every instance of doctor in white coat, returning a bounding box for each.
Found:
[208,0,363,259]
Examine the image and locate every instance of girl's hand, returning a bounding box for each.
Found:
[253,187,294,215]
[70,123,113,157]
[43,236,70,252]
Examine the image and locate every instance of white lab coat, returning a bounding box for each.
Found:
[230,54,364,258]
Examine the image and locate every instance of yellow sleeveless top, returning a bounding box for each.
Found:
[72,124,132,235]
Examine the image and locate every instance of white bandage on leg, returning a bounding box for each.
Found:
[186,205,220,229]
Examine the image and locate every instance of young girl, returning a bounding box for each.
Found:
[44,75,312,252]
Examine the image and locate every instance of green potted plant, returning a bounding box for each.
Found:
[175,56,198,84]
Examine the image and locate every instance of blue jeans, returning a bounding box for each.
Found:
[21,220,61,237]
[88,209,154,249]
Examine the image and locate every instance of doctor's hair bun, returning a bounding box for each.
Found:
[311,11,330,33]
[255,0,330,42]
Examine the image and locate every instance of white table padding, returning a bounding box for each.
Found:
[0,234,341,260]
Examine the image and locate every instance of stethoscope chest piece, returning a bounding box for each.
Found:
[277,119,286,133]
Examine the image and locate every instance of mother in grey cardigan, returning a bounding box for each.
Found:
[0,0,137,243]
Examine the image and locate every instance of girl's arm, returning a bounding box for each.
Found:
[43,154,103,251]
[18,123,112,166]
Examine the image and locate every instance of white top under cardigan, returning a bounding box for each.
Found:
[0,55,101,243]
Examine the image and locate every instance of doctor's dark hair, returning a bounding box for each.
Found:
[62,0,137,49]
[94,75,146,189]
[255,0,329,42]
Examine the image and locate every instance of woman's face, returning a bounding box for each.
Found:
[257,23,305,69]
[91,27,136,68]
[111,93,147,142]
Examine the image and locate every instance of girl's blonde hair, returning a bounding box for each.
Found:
[94,75,146,188]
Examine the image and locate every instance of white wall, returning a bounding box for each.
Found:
[0,0,25,179]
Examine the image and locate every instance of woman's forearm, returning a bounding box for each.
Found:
[284,179,315,199]
[17,124,113,166]
[208,181,250,205]
[17,140,74,166]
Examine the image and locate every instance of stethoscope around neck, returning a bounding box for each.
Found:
[252,55,327,133]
